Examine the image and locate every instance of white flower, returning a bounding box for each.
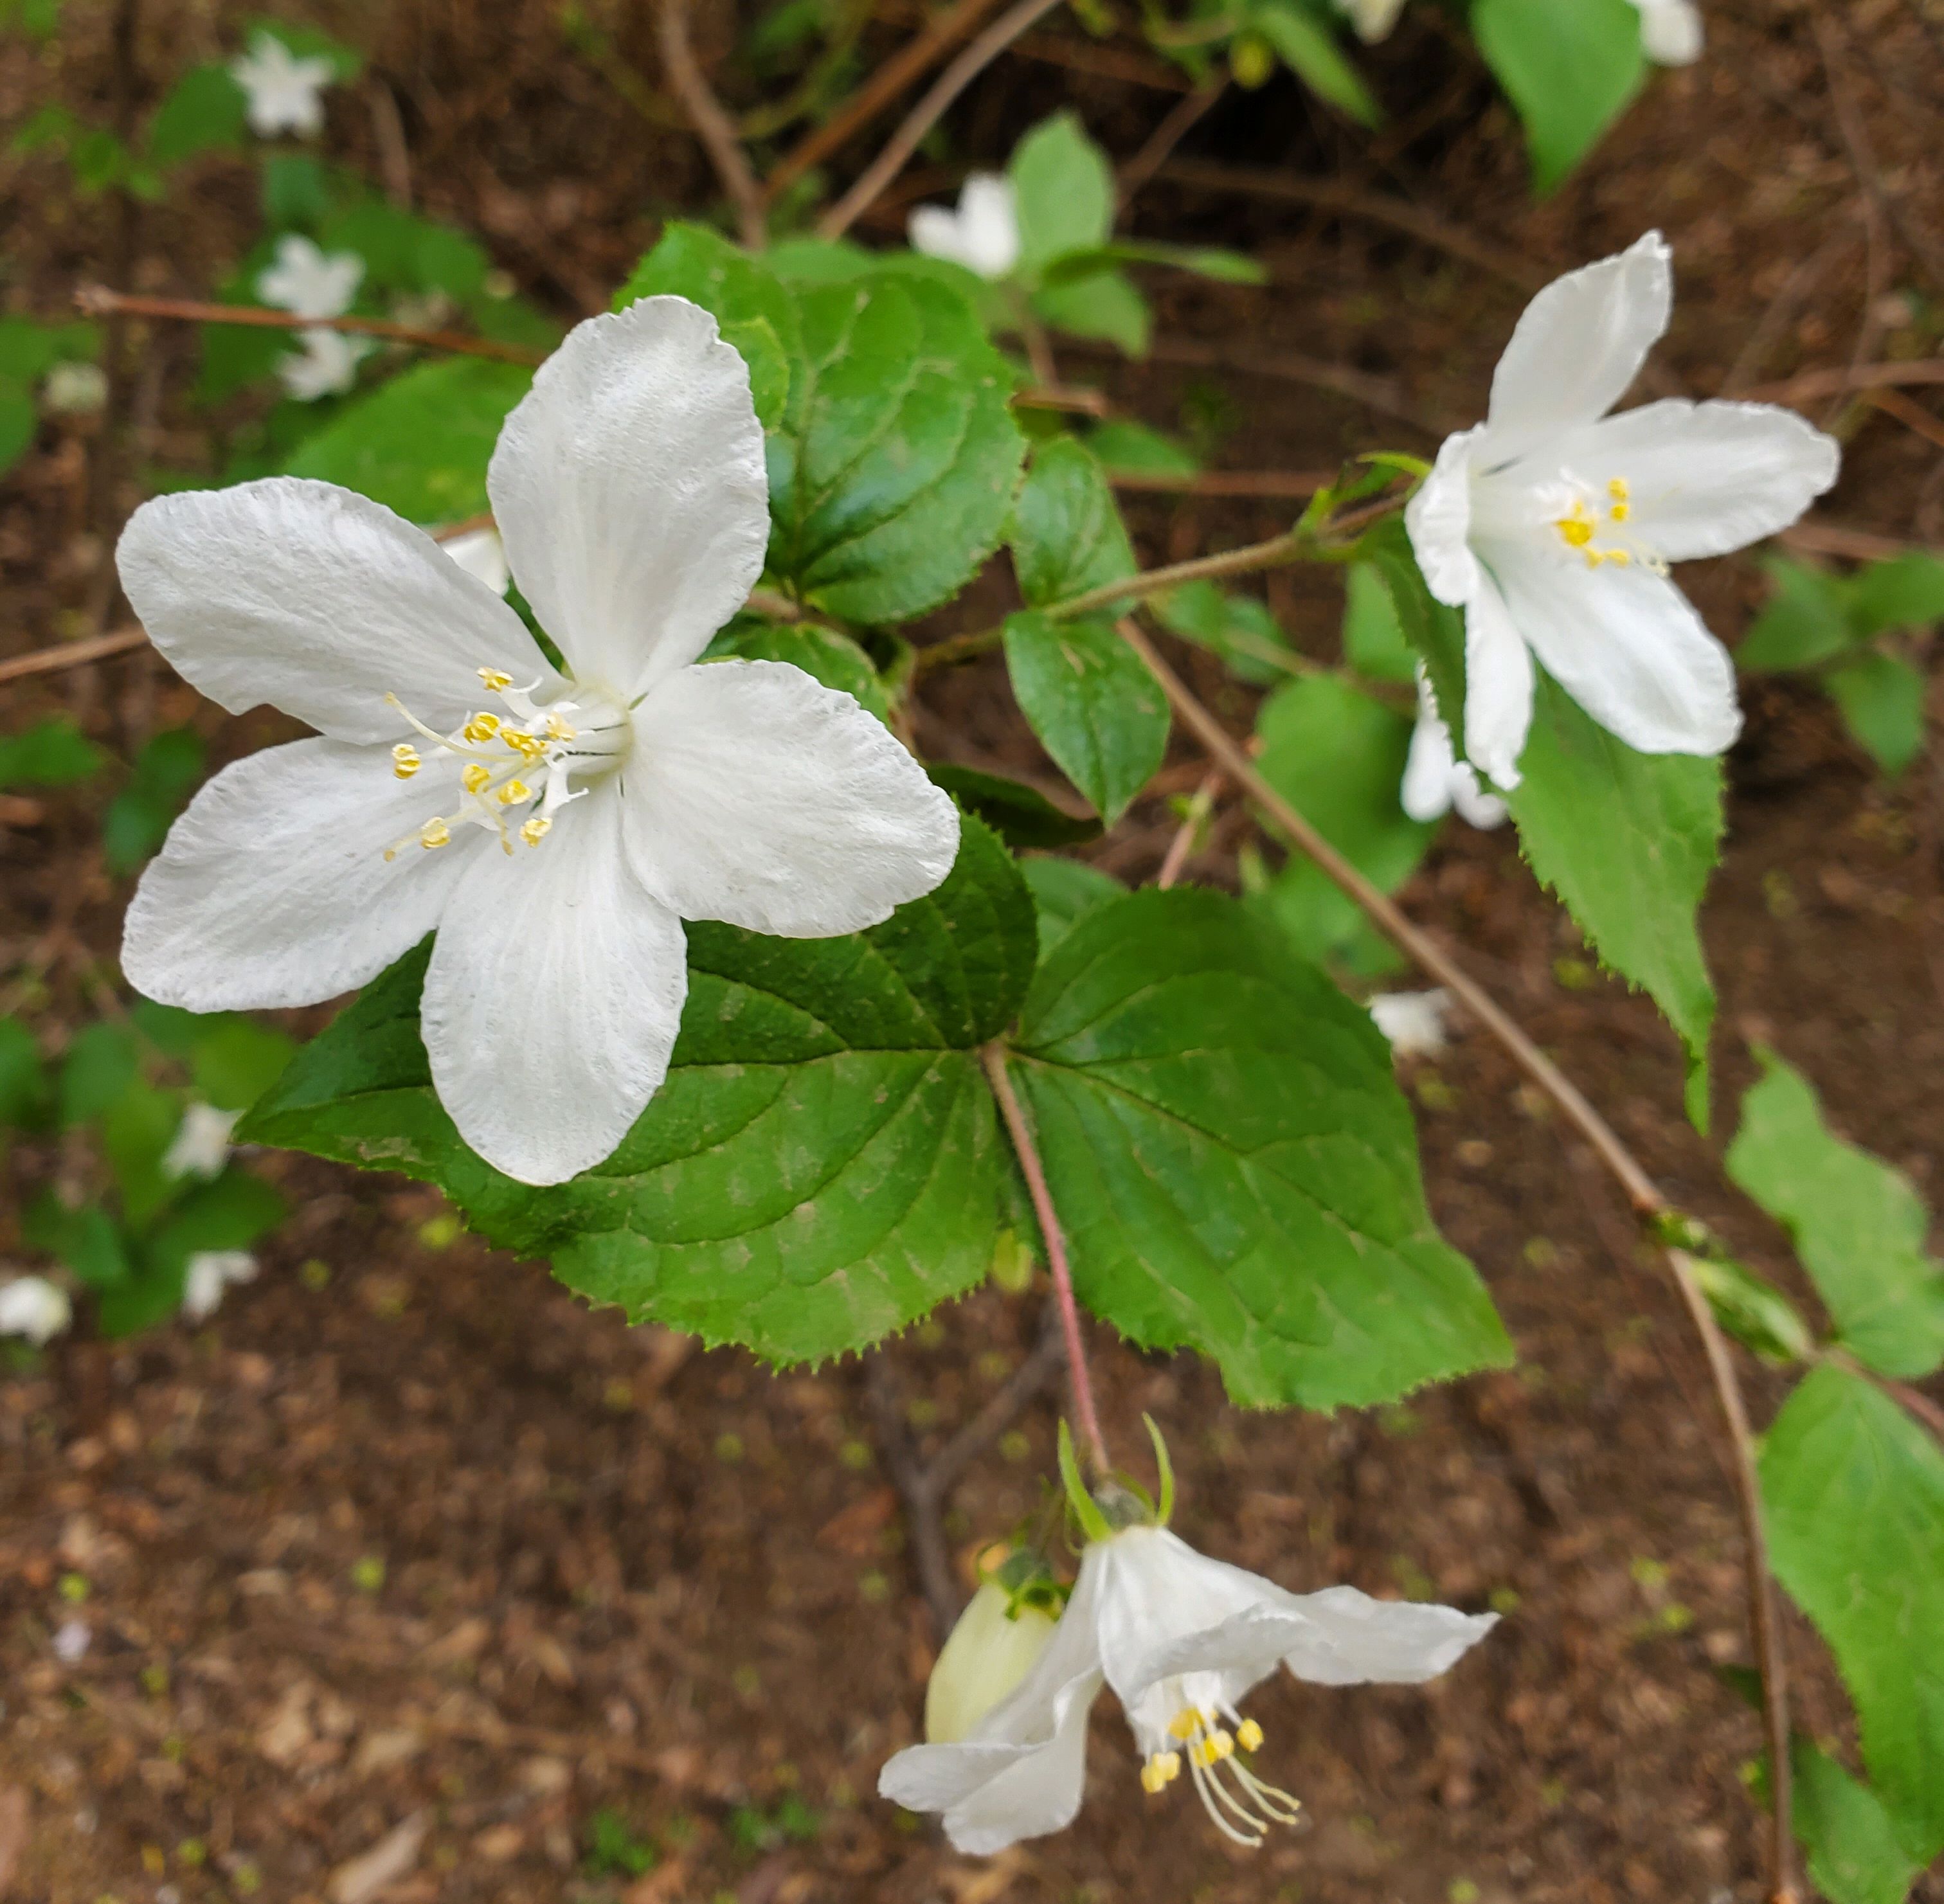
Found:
[1367,988,1454,1058]
[116,296,960,1187]
[230,31,336,139]
[163,1102,240,1181]
[881,1522,1494,1854]
[181,1249,258,1324]
[278,328,372,403]
[0,1275,72,1345]
[52,1619,91,1664]
[42,361,108,415]
[1632,0,1702,64]
[926,1578,1059,1746]
[1403,232,1838,789]
[1334,0,1407,42]
[909,175,1021,282]
[438,526,510,597]
[257,236,364,321]
[1401,669,1506,829]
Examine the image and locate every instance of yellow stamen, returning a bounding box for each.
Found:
[1209,1728,1236,1761]
[544,712,578,741]
[478,667,513,692]
[519,816,552,847]
[462,711,501,742]
[1141,1751,1182,1794]
[419,818,451,850]
[1237,1718,1263,1753]
[502,728,548,761]
[1607,478,1630,504]
[391,743,420,780]
[496,779,532,806]
[1554,510,1595,549]
[462,762,491,794]
[1169,1708,1204,1742]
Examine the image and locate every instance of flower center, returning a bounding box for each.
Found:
[381,663,631,861]
[1549,476,1666,574]
[1135,1678,1301,1849]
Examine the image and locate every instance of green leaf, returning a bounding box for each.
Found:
[706,617,889,722]
[1737,555,1856,672]
[1011,888,1510,1406]
[1031,269,1150,357]
[1471,0,1646,193]
[104,728,205,874]
[1342,560,1418,685]
[260,150,330,230]
[1250,673,1432,966]
[1760,1365,1944,1862]
[282,358,534,523]
[190,1017,298,1113]
[721,316,790,431]
[1086,419,1200,481]
[0,386,34,477]
[1003,610,1169,824]
[320,200,489,305]
[1154,580,1297,686]
[145,62,248,167]
[1790,1738,1925,1904]
[0,715,104,790]
[1250,1,1381,126]
[926,765,1101,849]
[22,1192,131,1289]
[1009,112,1115,274]
[59,1021,140,1127]
[1682,1252,1812,1365]
[1010,437,1134,607]
[1506,670,1721,1127]
[0,1017,52,1132]
[1848,553,1944,638]
[102,1077,184,1228]
[1018,854,1124,955]
[244,819,1040,1365]
[1725,1048,1944,1379]
[1825,653,1928,780]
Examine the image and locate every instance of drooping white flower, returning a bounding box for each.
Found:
[257,236,364,322]
[438,525,510,597]
[116,296,959,1187]
[881,1522,1494,1854]
[909,175,1021,282]
[230,31,336,139]
[1401,669,1506,829]
[163,1102,241,1181]
[278,328,372,403]
[182,1249,258,1323]
[42,361,108,415]
[0,1275,73,1345]
[1367,987,1454,1058]
[1333,0,1407,42]
[926,1576,1060,1746]
[1404,232,1839,789]
[1632,0,1702,64]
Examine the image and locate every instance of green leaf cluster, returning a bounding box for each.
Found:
[0,315,102,478]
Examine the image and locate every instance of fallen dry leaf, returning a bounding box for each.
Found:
[327,1811,428,1904]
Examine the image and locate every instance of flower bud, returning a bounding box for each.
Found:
[924,1564,1060,1745]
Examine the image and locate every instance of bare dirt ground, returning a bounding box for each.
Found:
[3,1,1943,1898]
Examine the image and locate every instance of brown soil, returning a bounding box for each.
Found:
[3,2,1943,1901]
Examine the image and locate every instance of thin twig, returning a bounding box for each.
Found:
[1743,360,1944,404]
[1155,771,1221,888]
[980,1044,1110,1476]
[1865,386,1944,453]
[1114,615,1797,1904]
[73,287,546,366]
[925,1307,1066,1501]
[1109,467,1332,501]
[1814,19,1892,434]
[866,1354,964,1637]
[1782,519,1944,562]
[0,627,148,687]
[1117,76,1227,207]
[817,0,1070,240]
[656,0,767,249]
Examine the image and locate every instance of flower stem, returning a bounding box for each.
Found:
[980,1043,1110,1477]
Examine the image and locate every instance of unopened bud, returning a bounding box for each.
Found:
[924,1570,1059,1745]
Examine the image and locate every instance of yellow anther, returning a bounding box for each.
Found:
[392,743,420,780]
[1554,512,1594,550]
[1237,1718,1264,1753]
[419,818,451,850]
[544,712,578,741]
[1140,1750,1182,1793]
[1607,478,1630,503]
[496,779,532,806]
[462,762,491,794]
[1209,1729,1236,1761]
[1169,1709,1204,1742]
[462,711,501,742]
[1190,1738,1214,1770]
[478,667,513,692]
[519,816,552,847]
[1608,501,1630,522]
[503,728,547,761]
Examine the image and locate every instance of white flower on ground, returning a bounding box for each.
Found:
[42,361,108,415]
[1401,669,1507,829]
[257,236,364,321]
[116,296,960,1187]
[52,1619,91,1664]
[1334,0,1407,42]
[181,1249,258,1324]
[881,1522,1494,1854]
[1403,231,1839,790]
[163,1102,240,1181]
[438,525,510,597]
[278,328,372,402]
[909,175,1021,282]
[1632,0,1702,64]
[1367,988,1454,1058]
[0,1275,72,1345]
[926,1576,1060,1746]
[230,31,336,139]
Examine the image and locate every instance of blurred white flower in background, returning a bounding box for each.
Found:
[42,361,108,415]
[0,1275,73,1345]
[1405,231,1838,791]
[910,175,1021,281]
[114,296,959,1187]
[1401,669,1507,829]
[230,31,336,139]
[1631,0,1703,64]
[277,329,372,402]
[258,236,372,404]
[52,1619,91,1664]
[181,1250,258,1324]
[1367,988,1454,1058]
[163,1102,240,1181]
[1333,0,1407,43]
[438,525,510,597]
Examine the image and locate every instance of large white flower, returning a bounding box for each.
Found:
[909,175,1021,282]
[0,1275,72,1345]
[1403,232,1838,789]
[881,1523,1494,1854]
[230,31,336,139]
[116,297,959,1187]
[1401,668,1506,829]
[1632,0,1702,64]
[257,235,364,322]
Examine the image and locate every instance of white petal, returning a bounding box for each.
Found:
[908,205,972,269]
[1563,399,1839,562]
[1484,234,1672,465]
[1369,989,1452,1057]
[420,788,688,1185]
[116,479,553,744]
[122,737,482,1010]
[1275,1585,1498,1685]
[1404,429,1482,608]
[1449,768,1509,830]
[1637,0,1702,64]
[958,174,1022,278]
[1092,1527,1281,1711]
[1460,570,1534,791]
[487,298,770,700]
[0,1277,72,1345]
[1494,552,1740,755]
[624,661,959,937]
[1401,673,1456,822]
[439,525,510,595]
[277,328,371,402]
